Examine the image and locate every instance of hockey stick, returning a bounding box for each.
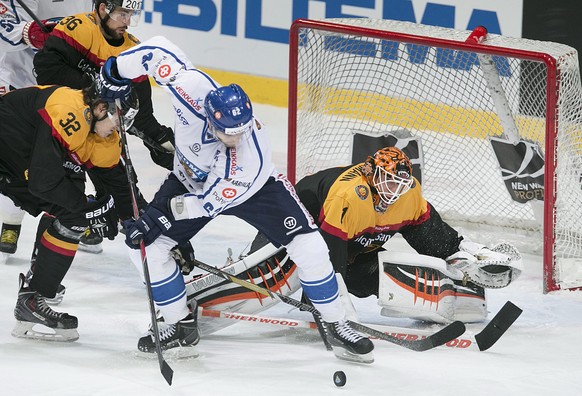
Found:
[127,126,173,154]
[115,99,173,386]
[14,0,50,33]
[192,259,466,351]
[199,300,521,351]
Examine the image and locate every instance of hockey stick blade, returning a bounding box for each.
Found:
[348,320,466,351]
[193,259,465,352]
[474,301,522,351]
[160,361,173,385]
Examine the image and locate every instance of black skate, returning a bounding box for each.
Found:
[325,320,374,363]
[12,274,79,342]
[0,223,21,254]
[138,304,200,354]
[25,269,66,306]
[78,228,103,254]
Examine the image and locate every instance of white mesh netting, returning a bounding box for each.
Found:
[290,19,582,292]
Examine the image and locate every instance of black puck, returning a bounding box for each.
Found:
[333,371,346,387]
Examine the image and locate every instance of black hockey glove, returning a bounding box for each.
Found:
[85,195,118,240]
[148,126,175,170]
[123,207,172,249]
[171,241,196,275]
[97,57,132,102]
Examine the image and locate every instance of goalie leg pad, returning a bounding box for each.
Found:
[378,252,487,324]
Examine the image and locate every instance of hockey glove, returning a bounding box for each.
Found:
[97,57,132,102]
[123,207,172,249]
[446,240,523,288]
[147,126,175,170]
[22,17,62,50]
[171,241,196,275]
[84,195,118,240]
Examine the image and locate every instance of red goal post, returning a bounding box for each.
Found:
[287,18,582,293]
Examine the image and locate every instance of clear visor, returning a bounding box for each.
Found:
[208,120,252,148]
[106,8,142,27]
[373,166,413,205]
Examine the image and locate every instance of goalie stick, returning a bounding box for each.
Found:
[199,300,521,351]
[116,99,173,386]
[192,258,466,351]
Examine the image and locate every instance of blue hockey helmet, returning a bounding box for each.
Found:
[204,84,253,137]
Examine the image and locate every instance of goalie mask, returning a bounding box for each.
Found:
[204,84,253,148]
[362,147,413,206]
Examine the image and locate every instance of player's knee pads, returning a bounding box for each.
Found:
[377,251,486,324]
[128,235,177,279]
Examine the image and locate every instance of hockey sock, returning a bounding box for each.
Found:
[29,222,78,298]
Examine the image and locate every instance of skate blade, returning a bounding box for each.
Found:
[12,321,79,342]
[0,252,9,264]
[136,345,199,360]
[332,347,374,364]
[78,243,103,254]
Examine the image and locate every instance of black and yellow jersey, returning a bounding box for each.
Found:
[33,12,161,143]
[295,164,462,275]
[0,86,127,215]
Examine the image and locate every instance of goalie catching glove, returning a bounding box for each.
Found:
[446,239,523,289]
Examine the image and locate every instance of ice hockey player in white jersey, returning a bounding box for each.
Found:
[98,36,375,363]
[0,0,94,260]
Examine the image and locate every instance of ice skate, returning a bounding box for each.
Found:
[78,228,103,254]
[25,269,66,306]
[138,303,200,357]
[325,320,374,364]
[12,274,79,342]
[45,284,67,306]
[0,223,21,254]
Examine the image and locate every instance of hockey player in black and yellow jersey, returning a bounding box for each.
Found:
[0,82,135,341]
[34,0,174,170]
[32,0,179,257]
[295,147,523,324]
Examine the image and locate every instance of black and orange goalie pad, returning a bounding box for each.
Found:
[184,243,300,336]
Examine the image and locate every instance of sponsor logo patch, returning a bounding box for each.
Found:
[222,188,237,199]
[284,217,297,229]
[355,185,369,200]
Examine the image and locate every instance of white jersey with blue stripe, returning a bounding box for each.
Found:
[115,36,277,218]
[0,0,92,88]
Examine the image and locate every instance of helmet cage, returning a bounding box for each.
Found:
[372,165,413,205]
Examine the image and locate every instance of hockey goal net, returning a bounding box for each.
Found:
[288,18,582,293]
